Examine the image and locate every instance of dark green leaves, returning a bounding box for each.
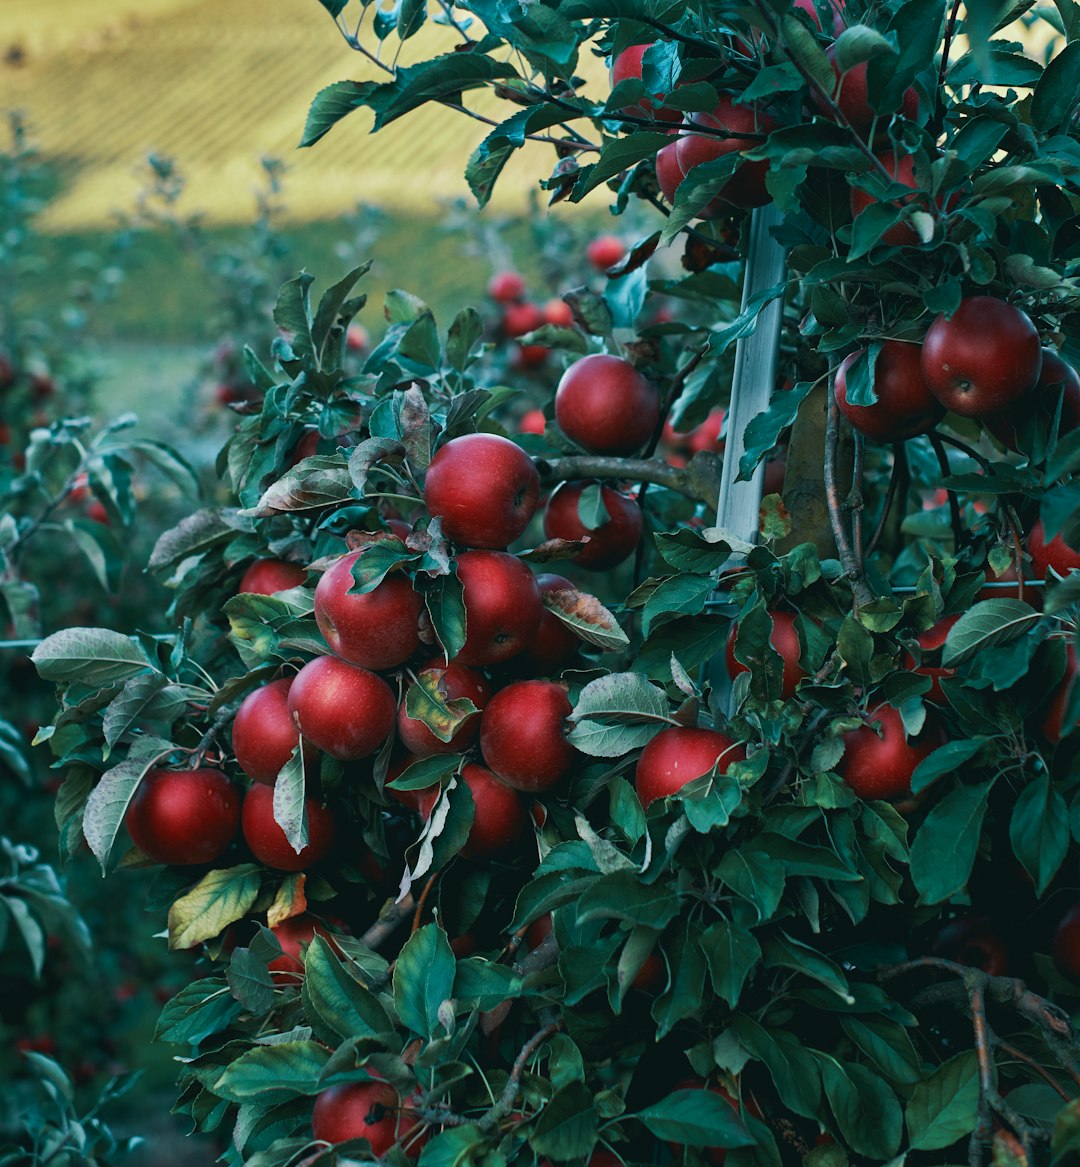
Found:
[941,599,1042,666]
[32,628,153,687]
[910,780,994,904]
[568,672,672,756]
[636,1087,755,1148]
[906,1051,980,1150]
[393,924,456,1037]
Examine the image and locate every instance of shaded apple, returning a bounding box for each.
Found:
[126,768,240,866]
[542,481,643,570]
[242,782,336,872]
[635,726,747,808]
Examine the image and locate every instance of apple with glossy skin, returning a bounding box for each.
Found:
[543,481,644,570]
[238,558,306,596]
[454,550,543,666]
[609,42,681,123]
[921,297,1042,418]
[233,677,312,784]
[268,914,341,981]
[1028,520,1080,578]
[837,704,942,800]
[312,1081,422,1157]
[586,235,626,272]
[635,726,747,808]
[985,349,1080,450]
[1041,644,1078,744]
[488,271,526,303]
[287,655,396,760]
[397,658,492,756]
[930,915,1009,975]
[242,782,336,872]
[675,95,776,210]
[656,140,685,203]
[834,341,945,441]
[126,768,240,866]
[458,763,528,859]
[515,573,581,675]
[725,610,805,700]
[1053,902,1080,980]
[821,50,918,131]
[424,434,540,549]
[314,550,423,670]
[555,354,660,456]
[480,680,578,792]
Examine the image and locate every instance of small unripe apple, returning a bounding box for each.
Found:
[287,655,396,760]
[233,677,309,784]
[488,271,526,303]
[635,727,747,808]
[834,341,945,441]
[125,768,240,866]
[242,783,336,872]
[675,95,776,210]
[480,680,578,792]
[424,434,540,549]
[586,235,627,272]
[555,354,660,456]
[459,763,528,860]
[238,558,307,596]
[454,551,543,666]
[725,610,805,700]
[837,704,942,800]
[1028,520,1080,578]
[314,550,423,670]
[312,1080,422,1157]
[921,297,1042,418]
[397,659,492,756]
[542,481,643,570]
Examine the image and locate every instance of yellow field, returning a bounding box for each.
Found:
[0,0,584,228]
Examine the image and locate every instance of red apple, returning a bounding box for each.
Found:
[480,680,578,792]
[834,341,945,441]
[795,0,846,34]
[312,1080,422,1157]
[688,408,726,454]
[268,914,341,981]
[233,677,310,784]
[542,299,574,327]
[635,727,747,808]
[836,704,942,800]
[314,550,423,670]
[242,782,335,872]
[424,434,540,549]
[238,559,307,596]
[502,301,545,338]
[125,768,240,866]
[725,610,805,700]
[397,659,492,756]
[519,408,546,435]
[820,49,918,130]
[675,95,777,210]
[515,573,581,675]
[289,428,321,465]
[1041,644,1078,744]
[930,915,1009,975]
[459,763,528,860]
[514,343,549,370]
[1053,902,1080,980]
[1028,520,1080,578]
[902,614,960,704]
[488,271,526,303]
[609,42,681,123]
[346,324,369,352]
[542,481,643,570]
[655,140,685,203]
[921,297,1042,418]
[985,349,1080,450]
[555,354,660,456]
[454,550,543,666]
[287,655,396,760]
[586,235,627,272]
[849,152,942,248]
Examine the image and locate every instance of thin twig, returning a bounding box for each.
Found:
[864,447,900,559]
[928,432,964,552]
[824,370,873,606]
[360,892,416,950]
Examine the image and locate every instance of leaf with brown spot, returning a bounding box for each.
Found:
[267,874,308,929]
[545,587,629,651]
[519,537,591,563]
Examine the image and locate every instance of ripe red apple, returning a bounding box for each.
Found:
[687,408,725,454]
[232,677,310,784]
[635,727,747,808]
[795,0,846,34]
[1028,520,1080,578]
[542,481,644,570]
[554,354,660,456]
[586,235,627,272]
[836,704,942,800]
[502,301,545,338]
[921,297,1042,418]
[849,152,948,248]
[984,349,1080,450]
[287,655,396,760]
[312,1080,422,1157]
[820,49,918,130]
[902,614,960,704]
[242,782,336,872]
[515,573,581,675]
[609,42,681,122]
[1053,902,1080,980]
[346,324,369,352]
[125,768,240,866]
[930,914,1009,975]
[1041,644,1078,744]
[655,140,685,203]
[725,610,805,700]
[834,341,945,441]
[454,550,543,666]
[459,763,528,860]
[289,428,321,465]
[675,96,777,210]
[514,343,549,370]
[542,299,574,327]
[238,558,307,596]
[314,550,423,670]
[268,914,341,981]
[480,680,578,792]
[519,408,546,435]
[424,434,540,549]
[397,659,492,756]
[488,271,526,303]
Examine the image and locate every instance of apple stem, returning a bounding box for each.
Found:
[863,445,903,559]
[935,0,964,134]
[928,434,965,552]
[411,871,440,934]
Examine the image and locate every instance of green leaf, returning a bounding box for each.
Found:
[452,958,522,1012]
[782,13,835,93]
[577,871,680,930]
[543,586,628,652]
[84,754,163,870]
[941,599,1041,666]
[529,1080,597,1159]
[571,131,673,200]
[416,1125,487,1166]
[910,780,994,905]
[1010,772,1069,896]
[637,1087,755,1148]
[302,935,395,1042]
[906,1051,979,1150]
[733,1015,822,1119]
[273,272,316,363]
[568,672,672,756]
[155,978,243,1046]
[214,1041,330,1102]
[147,507,232,572]
[312,262,372,359]
[393,924,457,1037]
[446,308,485,371]
[738,381,814,481]
[1032,40,1080,132]
[167,865,262,951]
[427,569,467,663]
[32,627,152,686]
[642,574,714,637]
[654,527,750,573]
[762,933,853,1003]
[820,1057,902,1159]
[301,79,376,147]
[840,1015,922,1087]
[699,918,762,1009]
[910,737,991,794]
